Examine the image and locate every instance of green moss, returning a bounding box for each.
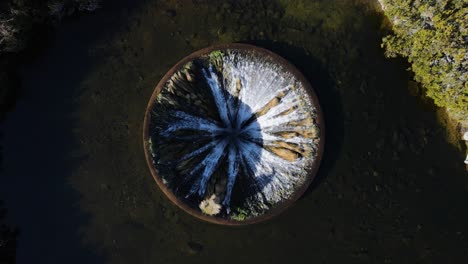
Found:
[230,207,249,221]
[208,50,224,59]
[207,50,225,72]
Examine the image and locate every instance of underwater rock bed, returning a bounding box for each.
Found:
[144,44,324,224]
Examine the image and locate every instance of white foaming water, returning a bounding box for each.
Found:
[157,50,320,214]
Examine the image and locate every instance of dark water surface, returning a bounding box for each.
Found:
[1,0,467,263]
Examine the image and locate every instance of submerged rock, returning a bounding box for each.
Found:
[187,241,203,254]
[199,194,221,216]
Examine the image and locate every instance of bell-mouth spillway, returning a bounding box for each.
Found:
[143,43,324,225]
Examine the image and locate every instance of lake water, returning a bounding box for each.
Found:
[1,0,467,263]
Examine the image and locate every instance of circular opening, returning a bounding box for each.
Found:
[143,43,324,225]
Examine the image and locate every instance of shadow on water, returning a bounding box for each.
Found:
[0,24,100,264]
[244,40,344,193]
[0,0,143,263]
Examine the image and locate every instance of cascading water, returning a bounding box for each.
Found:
[144,45,323,223]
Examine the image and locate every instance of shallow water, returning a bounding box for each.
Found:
[1,0,468,263]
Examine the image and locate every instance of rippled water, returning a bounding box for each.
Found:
[1,0,467,263]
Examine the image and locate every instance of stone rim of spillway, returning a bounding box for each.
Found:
[143,43,324,225]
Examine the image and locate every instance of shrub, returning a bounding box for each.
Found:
[381,0,467,121]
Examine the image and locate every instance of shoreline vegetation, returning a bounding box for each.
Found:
[377,0,468,166]
[0,0,101,119]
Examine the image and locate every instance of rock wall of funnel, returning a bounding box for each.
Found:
[148,49,321,219]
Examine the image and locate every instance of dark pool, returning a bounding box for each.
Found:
[1,0,467,263]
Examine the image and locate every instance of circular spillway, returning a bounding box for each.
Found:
[143,43,324,225]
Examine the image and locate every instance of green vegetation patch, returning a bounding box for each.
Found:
[381,0,467,122]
